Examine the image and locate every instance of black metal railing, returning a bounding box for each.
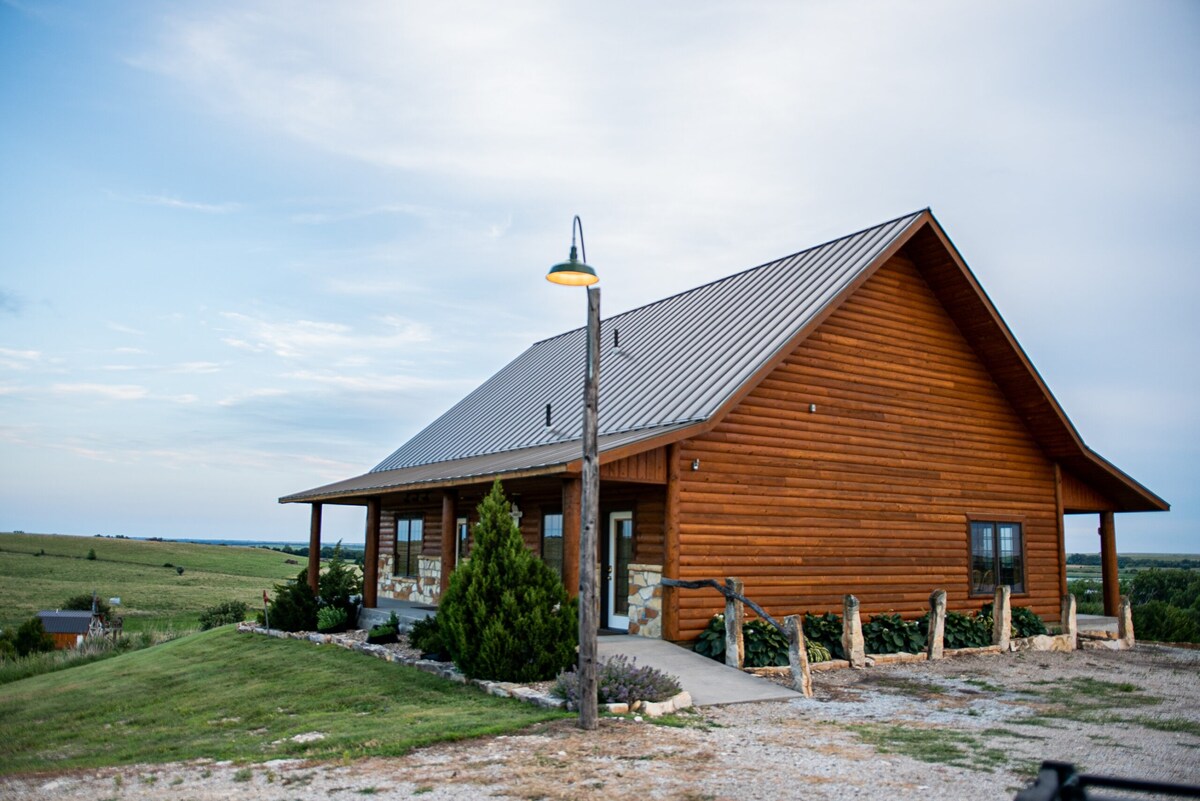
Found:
[1016,761,1200,800]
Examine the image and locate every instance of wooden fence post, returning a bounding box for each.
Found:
[785,614,813,698]
[1061,593,1077,651]
[927,589,947,660]
[993,585,1012,651]
[842,595,865,668]
[725,577,744,669]
[1118,595,1135,649]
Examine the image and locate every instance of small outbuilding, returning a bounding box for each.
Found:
[37,610,103,650]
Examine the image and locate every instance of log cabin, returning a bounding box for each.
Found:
[281,209,1167,642]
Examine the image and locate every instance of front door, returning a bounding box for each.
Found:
[606,511,633,630]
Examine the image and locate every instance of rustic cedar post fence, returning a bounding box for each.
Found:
[660,577,813,698]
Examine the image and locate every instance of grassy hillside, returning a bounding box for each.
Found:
[0,627,565,775]
[0,532,305,631]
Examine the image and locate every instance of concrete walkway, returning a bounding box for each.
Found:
[598,634,802,706]
[362,601,802,707]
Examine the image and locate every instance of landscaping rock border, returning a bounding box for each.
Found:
[235,624,692,717]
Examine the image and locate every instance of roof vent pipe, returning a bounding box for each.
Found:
[545,403,552,428]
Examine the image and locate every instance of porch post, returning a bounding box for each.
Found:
[307,502,322,595]
[1099,510,1119,616]
[363,498,380,608]
[440,490,457,595]
[663,442,682,641]
[562,477,581,599]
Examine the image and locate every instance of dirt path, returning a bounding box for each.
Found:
[5,645,1198,800]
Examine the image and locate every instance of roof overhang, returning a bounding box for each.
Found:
[279,422,699,504]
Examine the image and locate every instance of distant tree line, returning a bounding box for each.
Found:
[260,543,365,567]
[1066,554,1198,570]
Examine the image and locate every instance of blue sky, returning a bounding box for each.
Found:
[1,1,1197,553]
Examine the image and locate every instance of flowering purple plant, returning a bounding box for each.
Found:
[552,654,681,709]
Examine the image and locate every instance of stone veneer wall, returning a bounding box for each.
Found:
[627,563,663,638]
[377,554,442,605]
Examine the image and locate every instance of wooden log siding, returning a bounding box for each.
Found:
[600,448,668,484]
[673,254,1061,640]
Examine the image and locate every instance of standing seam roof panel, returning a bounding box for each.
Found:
[371,211,924,473]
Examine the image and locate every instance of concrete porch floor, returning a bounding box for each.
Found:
[358,600,801,707]
[1077,614,1119,634]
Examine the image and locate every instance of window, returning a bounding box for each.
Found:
[970,520,1024,595]
[541,511,564,579]
[456,516,469,562]
[395,515,423,577]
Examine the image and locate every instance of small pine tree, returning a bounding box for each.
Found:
[438,480,577,681]
[318,540,362,618]
[264,569,319,631]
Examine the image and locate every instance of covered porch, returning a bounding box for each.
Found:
[293,443,681,637]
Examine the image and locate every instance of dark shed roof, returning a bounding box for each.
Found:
[37,610,94,634]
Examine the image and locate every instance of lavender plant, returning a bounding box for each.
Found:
[552,655,681,709]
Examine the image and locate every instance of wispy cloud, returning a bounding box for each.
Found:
[171,361,223,374]
[51,383,149,401]
[121,192,242,214]
[0,348,40,370]
[219,312,431,359]
[217,387,290,407]
[283,369,467,394]
[106,322,145,336]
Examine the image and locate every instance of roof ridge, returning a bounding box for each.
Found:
[525,208,929,348]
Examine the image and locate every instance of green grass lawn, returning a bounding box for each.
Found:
[0,532,305,631]
[0,627,567,775]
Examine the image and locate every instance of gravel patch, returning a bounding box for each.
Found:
[3,644,1198,800]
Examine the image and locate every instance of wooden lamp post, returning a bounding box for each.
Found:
[546,215,600,730]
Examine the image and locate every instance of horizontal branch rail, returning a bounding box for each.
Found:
[660,577,782,634]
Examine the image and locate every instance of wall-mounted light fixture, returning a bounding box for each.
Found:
[692,458,700,471]
[809,403,817,414]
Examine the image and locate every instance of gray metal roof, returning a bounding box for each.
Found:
[37,610,94,634]
[375,210,924,470]
[283,210,925,502]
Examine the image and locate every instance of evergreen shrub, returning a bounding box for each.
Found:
[199,600,249,630]
[262,570,319,631]
[437,480,577,681]
[1133,600,1200,643]
[407,614,447,658]
[317,606,347,633]
[367,612,402,645]
[318,541,362,619]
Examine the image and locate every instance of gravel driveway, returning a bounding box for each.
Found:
[5,644,1198,800]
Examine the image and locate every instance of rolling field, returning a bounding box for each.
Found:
[0,532,305,632]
